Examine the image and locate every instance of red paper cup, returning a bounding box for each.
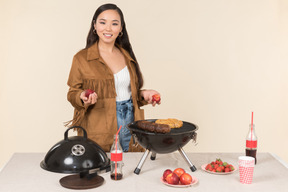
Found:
[238,156,255,184]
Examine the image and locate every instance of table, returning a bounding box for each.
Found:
[0,152,288,192]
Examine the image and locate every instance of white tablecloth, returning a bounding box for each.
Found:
[0,152,288,192]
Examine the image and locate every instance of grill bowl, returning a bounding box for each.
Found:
[128,119,198,154]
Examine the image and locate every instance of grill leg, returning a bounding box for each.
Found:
[178,147,197,172]
[150,152,156,160]
[134,149,150,175]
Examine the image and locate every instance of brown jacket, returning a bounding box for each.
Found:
[67,42,147,152]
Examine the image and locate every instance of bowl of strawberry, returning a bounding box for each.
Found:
[161,168,198,187]
[201,158,236,174]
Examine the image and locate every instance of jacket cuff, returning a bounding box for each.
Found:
[75,91,85,109]
[137,90,148,107]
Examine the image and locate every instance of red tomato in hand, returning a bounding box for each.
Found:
[152,94,161,103]
[85,89,95,97]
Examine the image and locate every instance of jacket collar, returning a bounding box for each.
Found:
[87,42,101,61]
[87,41,135,63]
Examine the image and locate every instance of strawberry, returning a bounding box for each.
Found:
[206,164,212,170]
[224,167,230,172]
[216,167,222,172]
[216,158,222,164]
[229,165,235,171]
[220,165,225,171]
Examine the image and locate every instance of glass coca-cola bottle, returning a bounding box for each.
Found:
[246,124,257,164]
[110,134,123,180]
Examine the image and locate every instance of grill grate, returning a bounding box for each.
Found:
[128,119,198,135]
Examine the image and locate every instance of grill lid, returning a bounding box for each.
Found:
[40,126,110,174]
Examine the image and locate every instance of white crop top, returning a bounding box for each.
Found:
[113,66,131,101]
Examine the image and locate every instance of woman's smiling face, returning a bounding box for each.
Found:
[94,9,122,44]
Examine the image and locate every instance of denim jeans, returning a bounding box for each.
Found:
[116,98,134,152]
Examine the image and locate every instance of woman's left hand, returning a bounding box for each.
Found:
[140,89,161,107]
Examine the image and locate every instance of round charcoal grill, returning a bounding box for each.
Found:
[128,119,198,174]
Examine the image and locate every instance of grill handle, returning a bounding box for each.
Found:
[64,126,87,141]
[191,132,198,146]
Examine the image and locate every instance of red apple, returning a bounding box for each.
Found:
[85,89,95,97]
[163,169,173,181]
[173,168,185,177]
[180,173,192,185]
[152,94,161,103]
[165,172,180,185]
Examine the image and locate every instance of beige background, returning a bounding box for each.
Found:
[1,0,287,169]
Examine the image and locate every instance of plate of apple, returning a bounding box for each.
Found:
[161,168,198,188]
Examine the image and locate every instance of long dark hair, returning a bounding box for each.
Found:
[86,3,143,89]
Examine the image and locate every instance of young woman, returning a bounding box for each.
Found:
[67,3,160,152]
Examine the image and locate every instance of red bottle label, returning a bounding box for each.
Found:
[111,153,123,161]
[246,140,257,148]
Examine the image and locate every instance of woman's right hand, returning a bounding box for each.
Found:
[80,91,98,106]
